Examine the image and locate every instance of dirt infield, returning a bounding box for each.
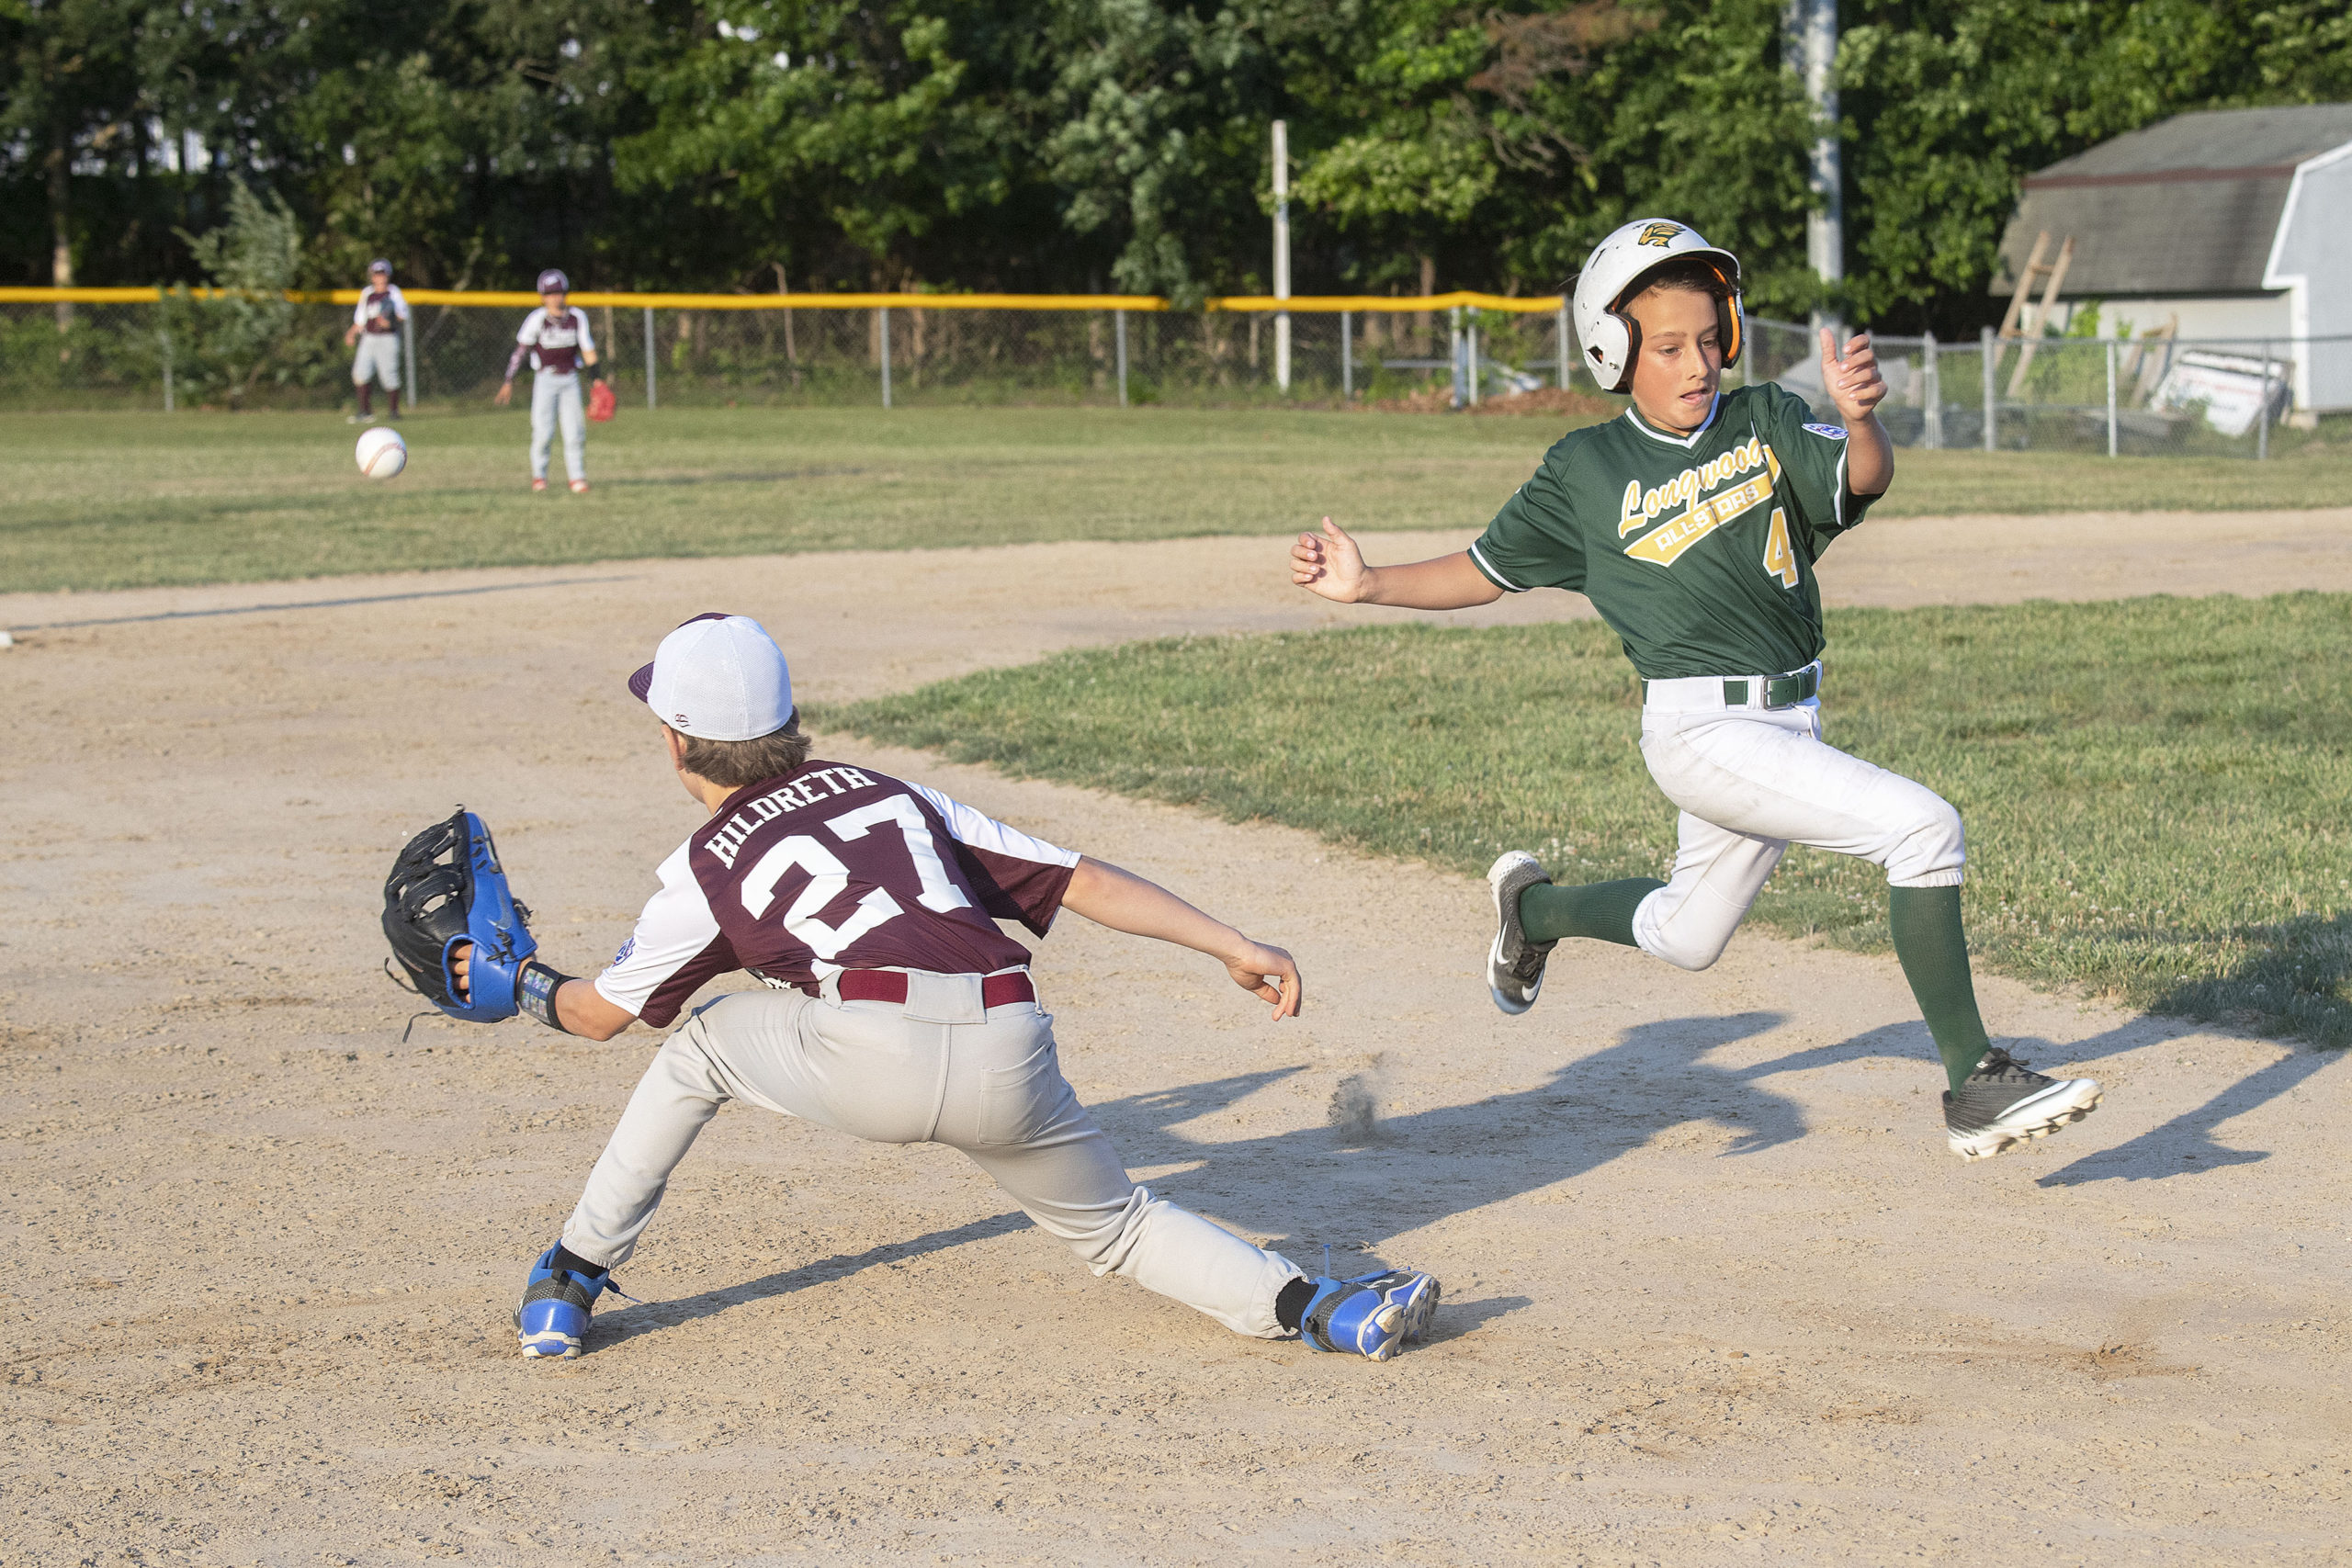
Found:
[4,510,2348,1563]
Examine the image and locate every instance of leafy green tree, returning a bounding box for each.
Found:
[1039,0,1306,300]
[613,0,1048,289]
[167,178,321,404]
[0,0,144,289]
[8,0,2352,332]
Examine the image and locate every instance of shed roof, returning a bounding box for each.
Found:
[1993,105,2352,298]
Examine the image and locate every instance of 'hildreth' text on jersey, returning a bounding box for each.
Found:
[703,767,879,868]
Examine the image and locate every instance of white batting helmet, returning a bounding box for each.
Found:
[1570,219,1745,394]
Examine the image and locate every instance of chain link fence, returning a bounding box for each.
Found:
[1744,316,2349,458]
[0,297,1542,412]
[3,296,2343,458]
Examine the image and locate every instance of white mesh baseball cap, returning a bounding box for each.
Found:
[627,613,795,740]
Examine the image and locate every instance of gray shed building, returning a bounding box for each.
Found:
[1996,104,2352,415]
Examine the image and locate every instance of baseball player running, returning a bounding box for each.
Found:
[343,259,407,423]
[406,613,1440,1361]
[494,268,601,492]
[1290,219,2101,1163]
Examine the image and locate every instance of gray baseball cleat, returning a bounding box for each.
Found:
[1943,1047,2103,1160]
[1485,851,1558,1015]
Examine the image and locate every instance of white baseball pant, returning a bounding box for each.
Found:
[529,371,585,481]
[1630,671,1965,972]
[350,333,401,389]
[560,980,1305,1338]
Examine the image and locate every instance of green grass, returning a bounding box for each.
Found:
[5,407,2351,593]
[823,594,2352,1045]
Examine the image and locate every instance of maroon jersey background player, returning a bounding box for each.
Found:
[494,269,601,491]
[344,259,408,421]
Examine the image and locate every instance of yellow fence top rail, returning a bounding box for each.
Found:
[1208,292,1566,314]
[0,287,175,304]
[1,285,1566,313]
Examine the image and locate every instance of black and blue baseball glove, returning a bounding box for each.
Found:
[382,807,539,1022]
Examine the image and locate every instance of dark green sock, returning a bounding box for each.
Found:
[1519,878,1666,947]
[1888,885,1992,1093]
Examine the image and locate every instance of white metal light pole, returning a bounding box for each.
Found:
[1272,118,1291,392]
[1786,0,1842,325]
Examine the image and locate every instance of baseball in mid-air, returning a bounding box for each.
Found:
[355,426,408,479]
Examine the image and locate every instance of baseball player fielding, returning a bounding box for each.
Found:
[342,259,407,424]
[1291,217,2102,1162]
[494,268,603,493]
[384,614,1440,1362]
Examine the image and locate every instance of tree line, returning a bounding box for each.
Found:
[6,0,2347,333]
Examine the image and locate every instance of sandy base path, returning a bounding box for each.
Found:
[3,510,2348,1565]
[6,505,2351,690]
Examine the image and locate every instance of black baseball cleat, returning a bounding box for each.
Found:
[1944,1047,2102,1161]
[1485,851,1558,1015]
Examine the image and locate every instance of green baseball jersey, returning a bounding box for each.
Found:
[1468,384,1877,679]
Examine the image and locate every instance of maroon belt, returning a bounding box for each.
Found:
[834,969,1035,1009]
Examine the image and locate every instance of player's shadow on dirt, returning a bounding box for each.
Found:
[2036,1042,2336,1188]
[1091,1010,1806,1248]
[591,1209,1035,1351]
[591,1014,1807,1343]
[1422,1295,1534,1345]
[2040,910,2349,1183]
[1799,1010,2338,1186]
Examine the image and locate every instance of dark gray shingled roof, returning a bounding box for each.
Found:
[1993,105,2352,298]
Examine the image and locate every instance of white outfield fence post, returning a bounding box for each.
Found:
[2117,341,2135,456]
[1449,307,1464,407]
[1556,299,1570,389]
[1340,309,1352,400]
[1114,309,1128,407]
[160,325,174,412]
[878,308,892,409]
[1981,324,1996,451]
[1271,119,1291,393]
[2257,339,2270,461]
[403,317,418,408]
[1921,330,1940,448]
[643,307,657,410]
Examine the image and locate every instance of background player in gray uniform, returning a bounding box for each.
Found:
[343,259,407,423]
[494,268,599,492]
[450,613,1441,1361]
[1291,218,2101,1164]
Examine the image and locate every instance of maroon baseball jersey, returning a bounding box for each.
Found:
[594,761,1080,1027]
[510,306,595,376]
[355,285,409,334]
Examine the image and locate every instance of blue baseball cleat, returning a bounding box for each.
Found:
[1297,1269,1441,1360]
[514,1244,619,1359]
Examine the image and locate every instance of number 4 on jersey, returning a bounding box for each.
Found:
[1762,507,1800,589]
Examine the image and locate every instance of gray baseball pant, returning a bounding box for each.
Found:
[350,333,401,389]
[560,981,1304,1338]
[529,371,585,481]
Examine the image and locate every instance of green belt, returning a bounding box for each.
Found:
[1643,665,1820,710]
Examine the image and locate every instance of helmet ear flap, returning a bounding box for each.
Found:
[1718,296,1744,368]
[1570,268,1638,394]
[1608,310,1643,394]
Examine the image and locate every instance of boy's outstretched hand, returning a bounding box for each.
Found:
[1062,855,1305,1021]
[1818,328,1888,424]
[1222,938,1303,1021]
[1292,516,1369,604]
